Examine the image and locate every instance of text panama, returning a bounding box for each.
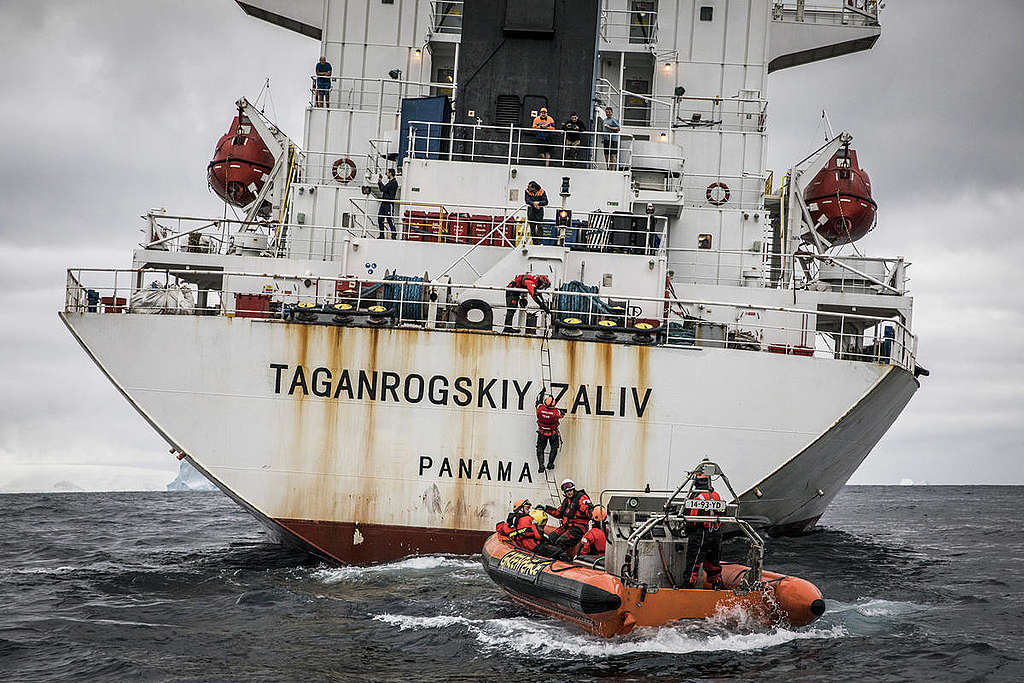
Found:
[269,363,653,417]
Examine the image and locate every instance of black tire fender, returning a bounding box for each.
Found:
[454,299,493,330]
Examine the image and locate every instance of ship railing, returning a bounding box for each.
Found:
[772,0,880,26]
[595,79,767,133]
[308,75,455,113]
[599,6,658,45]
[134,203,667,259]
[65,268,918,373]
[429,1,463,35]
[407,120,636,171]
[343,198,669,256]
[666,246,910,295]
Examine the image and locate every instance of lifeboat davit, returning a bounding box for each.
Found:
[481,460,826,639]
[207,113,274,215]
[803,146,877,245]
[482,533,825,638]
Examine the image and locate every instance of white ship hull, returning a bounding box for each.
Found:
[62,311,917,563]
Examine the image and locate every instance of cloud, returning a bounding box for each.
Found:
[2,1,1022,490]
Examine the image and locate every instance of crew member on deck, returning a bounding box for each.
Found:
[495,498,543,552]
[532,108,556,166]
[524,181,549,238]
[578,506,607,559]
[535,393,563,473]
[543,479,593,557]
[314,56,332,107]
[377,169,398,239]
[502,273,551,333]
[684,472,725,589]
[562,112,584,165]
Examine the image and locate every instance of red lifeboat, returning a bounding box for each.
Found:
[802,147,877,245]
[207,114,274,214]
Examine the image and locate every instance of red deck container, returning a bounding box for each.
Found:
[100,296,127,313]
[235,293,271,319]
[403,210,427,241]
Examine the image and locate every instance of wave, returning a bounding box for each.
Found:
[372,612,848,656]
[311,555,481,583]
[827,597,930,618]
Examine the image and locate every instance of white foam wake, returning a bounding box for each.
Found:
[372,612,847,657]
[311,555,481,583]
[827,597,929,618]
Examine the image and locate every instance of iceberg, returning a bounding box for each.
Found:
[166,460,218,492]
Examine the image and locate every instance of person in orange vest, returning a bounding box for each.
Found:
[542,479,593,557]
[502,272,551,333]
[532,107,556,166]
[578,506,607,558]
[495,498,543,552]
[683,472,725,589]
[535,393,563,472]
[524,181,549,238]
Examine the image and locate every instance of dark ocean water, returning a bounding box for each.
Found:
[1,487,1022,682]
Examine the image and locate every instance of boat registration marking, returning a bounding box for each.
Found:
[685,499,727,511]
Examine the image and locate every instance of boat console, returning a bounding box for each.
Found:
[602,460,764,591]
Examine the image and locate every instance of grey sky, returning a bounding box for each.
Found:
[1,1,1022,490]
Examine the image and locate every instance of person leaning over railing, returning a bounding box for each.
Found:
[314,56,332,107]
[524,181,548,238]
[532,107,557,167]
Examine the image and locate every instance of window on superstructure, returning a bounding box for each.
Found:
[698,234,713,249]
[699,6,714,21]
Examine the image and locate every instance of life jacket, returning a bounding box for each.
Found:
[509,273,542,297]
[536,403,561,436]
[687,489,723,530]
[503,512,542,551]
[579,526,606,556]
[532,115,555,130]
[524,188,547,208]
[551,490,593,531]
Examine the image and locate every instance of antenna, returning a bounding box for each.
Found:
[822,110,835,141]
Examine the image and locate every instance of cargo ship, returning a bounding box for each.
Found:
[61,0,924,563]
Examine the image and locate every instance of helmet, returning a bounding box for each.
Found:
[530,508,548,528]
[560,478,575,493]
[592,506,607,523]
[543,395,556,407]
[693,474,712,491]
[513,498,531,512]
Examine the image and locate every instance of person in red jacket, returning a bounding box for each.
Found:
[542,479,593,557]
[578,506,607,558]
[495,498,543,552]
[535,393,563,472]
[503,273,551,333]
[683,473,725,589]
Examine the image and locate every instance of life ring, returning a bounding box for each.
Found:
[454,299,493,330]
[332,157,357,183]
[706,182,730,206]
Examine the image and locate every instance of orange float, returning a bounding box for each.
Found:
[481,460,826,638]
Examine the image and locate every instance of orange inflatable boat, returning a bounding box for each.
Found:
[481,460,826,638]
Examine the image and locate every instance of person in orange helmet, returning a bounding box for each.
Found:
[535,392,563,472]
[495,498,543,551]
[578,506,607,558]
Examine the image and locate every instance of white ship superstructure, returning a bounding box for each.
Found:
[62,0,923,563]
